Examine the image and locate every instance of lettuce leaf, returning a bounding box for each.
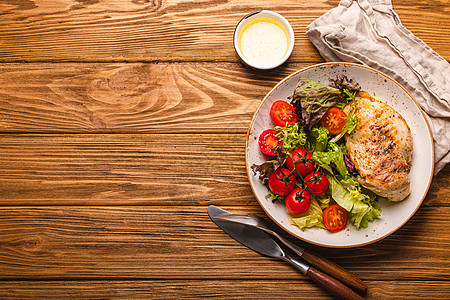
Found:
[251,148,287,183]
[316,194,331,210]
[291,215,325,230]
[327,175,381,229]
[312,142,348,177]
[290,197,326,230]
[330,75,361,103]
[291,78,341,130]
[265,189,284,203]
[306,126,329,153]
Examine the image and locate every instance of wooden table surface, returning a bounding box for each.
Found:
[0,0,449,299]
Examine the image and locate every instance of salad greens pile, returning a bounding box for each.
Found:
[291,78,341,130]
[252,76,382,231]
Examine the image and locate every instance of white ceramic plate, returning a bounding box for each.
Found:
[246,62,434,248]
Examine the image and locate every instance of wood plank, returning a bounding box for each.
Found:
[0,0,448,62]
[1,62,449,136]
[425,162,450,206]
[396,1,450,60]
[0,134,447,206]
[0,280,449,299]
[0,63,305,133]
[0,133,252,205]
[0,206,448,280]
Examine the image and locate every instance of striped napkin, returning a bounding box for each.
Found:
[306,0,450,174]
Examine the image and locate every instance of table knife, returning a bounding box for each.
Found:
[208,205,364,300]
[212,208,367,293]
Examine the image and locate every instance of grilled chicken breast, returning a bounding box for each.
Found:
[344,92,413,202]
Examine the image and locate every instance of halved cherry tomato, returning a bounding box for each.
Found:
[268,168,295,196]
[286,188,311,215]
[258,129,281,156]
[323,204,348,232]
[286,148,315,178]
[320,107,347,135]
[270,100,298,127]
[304,171,329,196]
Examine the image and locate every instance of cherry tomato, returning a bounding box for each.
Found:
[258,129,281,156]
[320,107,347,135]
[286,188,311,215]
[304,171,329,196]
[270,100,299,127]
[286,148,315,177]
[323,204,348,232]
[268,168,296,196]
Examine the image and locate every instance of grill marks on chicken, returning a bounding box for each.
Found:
[344,92,413,202]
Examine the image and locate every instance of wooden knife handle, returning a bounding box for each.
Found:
[302,249,367,293]
[307,267,364,300]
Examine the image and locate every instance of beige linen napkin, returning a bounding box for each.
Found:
[307,0,450,174]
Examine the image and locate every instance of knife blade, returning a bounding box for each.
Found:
[208,205,363,300]
[212,211,367,293]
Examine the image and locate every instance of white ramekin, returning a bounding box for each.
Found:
[233,10,295,70]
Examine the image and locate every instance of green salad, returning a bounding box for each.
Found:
[252,76,382,232]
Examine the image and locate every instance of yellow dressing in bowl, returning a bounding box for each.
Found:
[238,18,289,68]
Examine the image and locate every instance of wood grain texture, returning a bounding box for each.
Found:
[0,0,448,62]
[0,133,251,205]
[0,280,449,299]
[0,134,447,206]
[0,206,449,280]
[0,63,305,133]
[0,0,448,298]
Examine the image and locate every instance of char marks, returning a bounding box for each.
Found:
[344,92,413,202]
